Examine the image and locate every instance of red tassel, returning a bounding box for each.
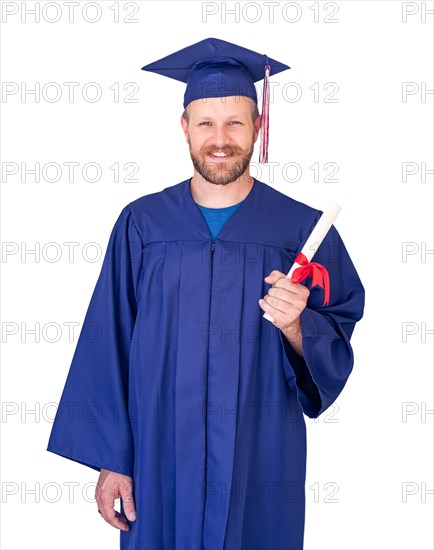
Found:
[259,63,271,164]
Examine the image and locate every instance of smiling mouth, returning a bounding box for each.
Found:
[207,152,234,161]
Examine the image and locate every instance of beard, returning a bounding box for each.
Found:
[188,132,255,185]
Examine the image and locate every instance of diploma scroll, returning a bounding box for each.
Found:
[263,200,341,323]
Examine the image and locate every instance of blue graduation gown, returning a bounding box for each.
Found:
[47,177,365,550]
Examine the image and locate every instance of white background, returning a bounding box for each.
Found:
[1,1,433,549]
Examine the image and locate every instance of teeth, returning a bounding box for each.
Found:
[212,152,227,157]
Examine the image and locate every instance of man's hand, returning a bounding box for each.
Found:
[95,468,136,531]
[258,269,310,356]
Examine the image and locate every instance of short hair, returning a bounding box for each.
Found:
[182,97,260,124]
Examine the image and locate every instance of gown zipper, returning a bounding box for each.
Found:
[203,240,215,535]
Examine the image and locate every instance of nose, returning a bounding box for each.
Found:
[211,123,231,147]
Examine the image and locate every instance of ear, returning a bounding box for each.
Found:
[254,114,262,142]
[180,115,189,142]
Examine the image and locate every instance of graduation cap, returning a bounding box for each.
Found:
[141,37,291,164]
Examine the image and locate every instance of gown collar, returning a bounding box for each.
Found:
[183,176,259,242]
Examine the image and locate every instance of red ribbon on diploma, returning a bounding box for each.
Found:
[291,252,331,306]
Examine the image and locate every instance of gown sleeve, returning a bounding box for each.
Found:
[279,223,365,419]
[46,204,143,476]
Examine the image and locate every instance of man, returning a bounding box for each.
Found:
[47,38,365,550]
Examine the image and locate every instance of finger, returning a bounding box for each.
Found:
[103,508,130,531]
[272,277,301,292]
[266,287,298,306]
[119,479,136,522]
[264,293,291,316]
[95,485,118,526]
[95,492,115,521]
[275,280,311,302]
[264,270,286,283]
[259,298,298,333]
[267,286,309,310]
[265,272,307,297]
[259,295,288,320]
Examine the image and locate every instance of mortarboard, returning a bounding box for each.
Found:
[141,37,291,164]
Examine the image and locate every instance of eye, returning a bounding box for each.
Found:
[198,121,211,126]
[229,121,242,125]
